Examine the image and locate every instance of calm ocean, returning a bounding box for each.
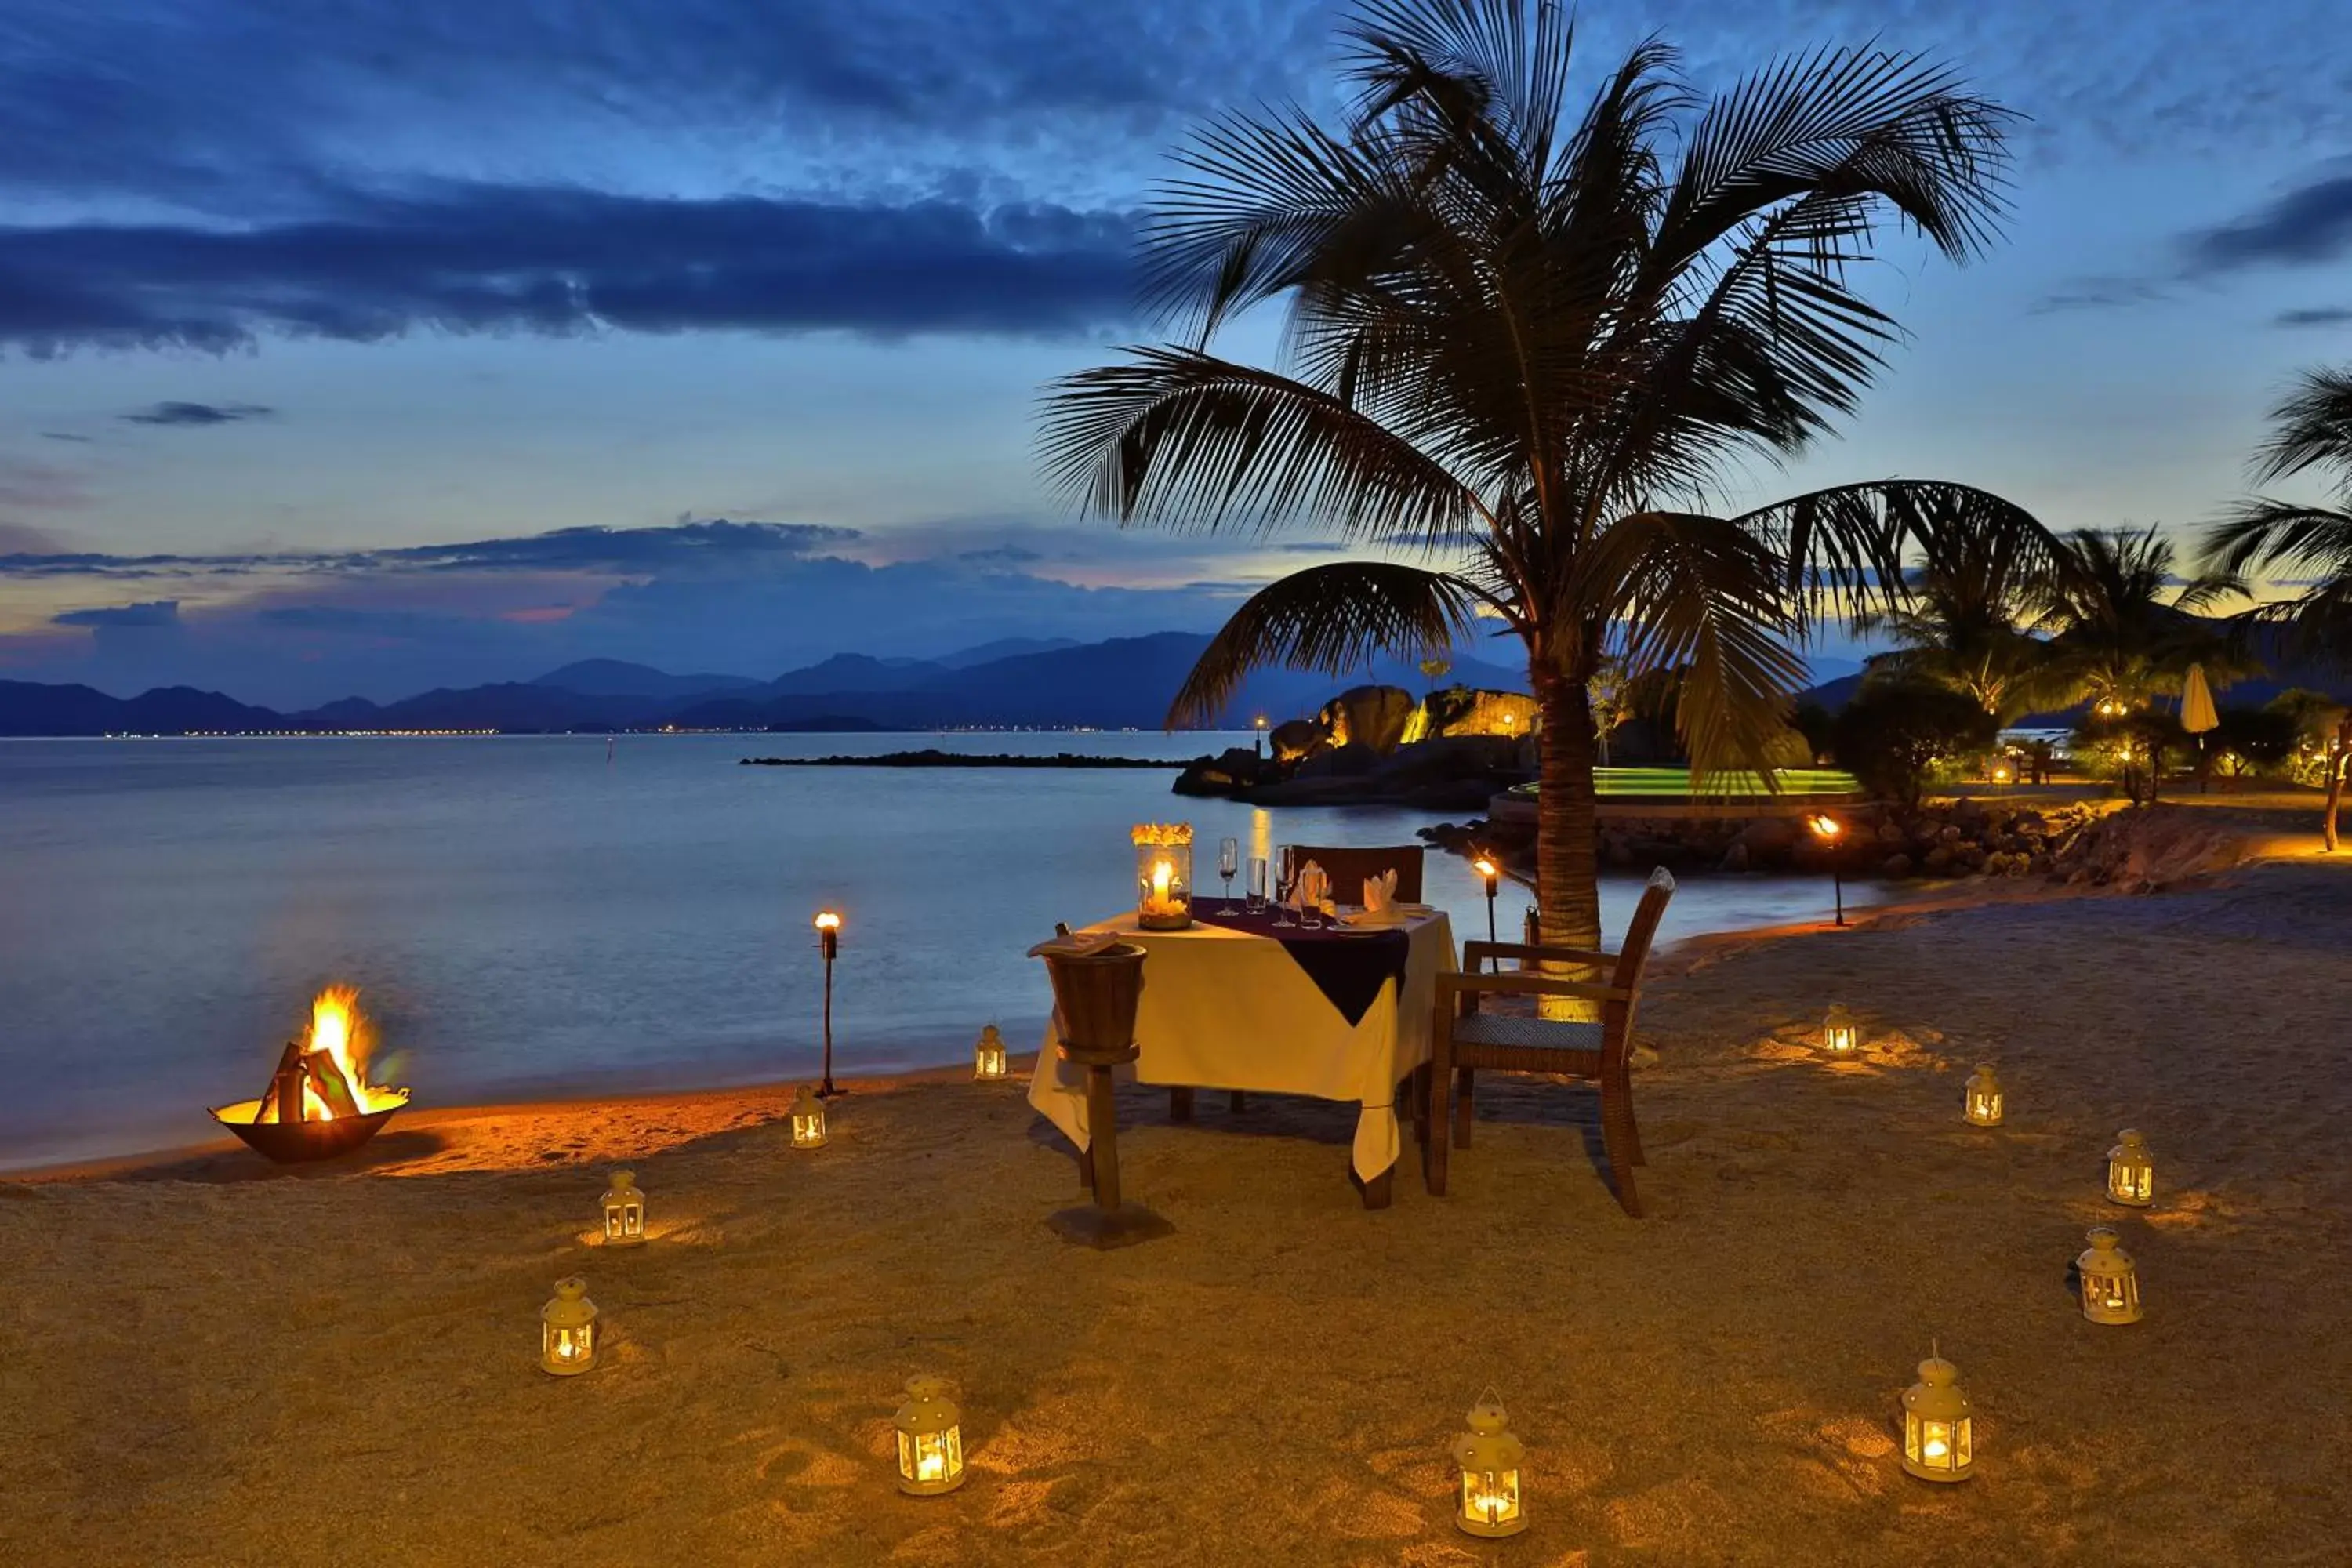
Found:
[0,733,1871,1167]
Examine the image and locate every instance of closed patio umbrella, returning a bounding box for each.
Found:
[2183,662,2219,793]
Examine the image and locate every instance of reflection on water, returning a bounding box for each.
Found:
[0,734,1874,1167]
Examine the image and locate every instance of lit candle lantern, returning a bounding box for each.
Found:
[790,1084,829,1149]
[1899,1348,1974,1483]
[1962,1064,2004,1127]
[1822,1004,1860,1056]
[1451,1390,1526,1537]
[540,1276,599,1375]
[1132,823,1194,931]
[2106,1129,2154,1207]
[2078,1227,2143,1324]
[893,1375,967,1496]
[601,1169,646,1247]
[973,1023,1008,1081]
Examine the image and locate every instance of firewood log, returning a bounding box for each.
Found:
[258,1041,306,1124]
[300,1050,361,1120]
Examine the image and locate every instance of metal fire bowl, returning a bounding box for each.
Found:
[210,1098,406,1164]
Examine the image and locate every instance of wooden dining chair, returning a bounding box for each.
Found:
[1287,844,1425,903]
[1422,867,1676,1217]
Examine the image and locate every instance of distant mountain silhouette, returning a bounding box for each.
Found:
[531,659,760,699]
[0,631,1542,735]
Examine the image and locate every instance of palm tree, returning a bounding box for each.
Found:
[1854,506,2073,724]
[2204,366,2352,848]
[1040,0,2062,953]
[2039,526,2247,804]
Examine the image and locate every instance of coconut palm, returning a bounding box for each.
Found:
[2203,366,2352,848]
[2038,526,2247,804]
[1854,504,2074,724]
[1039,0,2062,952]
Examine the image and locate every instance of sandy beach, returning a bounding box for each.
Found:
[8,840,2351,1566]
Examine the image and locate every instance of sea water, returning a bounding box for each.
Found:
[0,734,1873,1167]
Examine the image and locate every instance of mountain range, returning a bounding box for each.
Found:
[0,633,1536,737]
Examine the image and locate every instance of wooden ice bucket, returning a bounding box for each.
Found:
[1043,942,1145,1066]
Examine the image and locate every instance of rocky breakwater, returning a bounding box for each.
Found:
[1426,800,2258,891]
[1175,734,1531,810]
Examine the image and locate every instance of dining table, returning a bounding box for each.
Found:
[1026,901,1458,1207]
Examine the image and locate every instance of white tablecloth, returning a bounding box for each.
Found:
[1026,908,1457,1181]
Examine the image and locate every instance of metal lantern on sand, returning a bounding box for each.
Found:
[1821,1004,1860,1057]
[540,1277,599,1375]
[1963,1064,2004,1127]
[894,1375,967,1495]
[601,1169,646,1247]
[974,1023,1009,1081]
[2078,1227,2143,1325]
[1900,1347,1975,1482]
[2107,1129,2154,1207]
[790,1084,829,1149]
[1452,1390,1527,1537]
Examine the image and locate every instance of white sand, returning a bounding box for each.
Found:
[6,852,2351,1566]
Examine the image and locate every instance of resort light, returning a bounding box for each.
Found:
[789,1084,829,1149]
[1821,1004,1860,1057]
[2106,1130,2154,1207]
[1472,855,1501,949]
[812,909,843,1097]
[1962,1064,2005,1127]
[600,1169,646,1247]
[1899,1348,1975,1483]
[1809,815,1846,927]
[540,1277,599,1375]
[2078,1227,2143,1325]
[1133,822,1194,931]
[1451,1390,1527,1538]
[974,1023,1008,1082]
[893,1375,967,1496]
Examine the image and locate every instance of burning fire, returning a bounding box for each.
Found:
[270,985,409,1122]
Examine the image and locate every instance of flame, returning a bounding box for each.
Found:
[292,985,409,1120]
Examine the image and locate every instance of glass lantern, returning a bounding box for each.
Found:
[540,1276,598,1375]
[1899,1349,1974,1483]
[601,1169,646,1247]
[790,1085,829,1149]
[974,1023,1008,1082]
[1962,1064,2004,1127]
[893,1374,967,1496]
[2078,1227,2143,1324]
[1451,1390,1526,1537]
[1132,822,1194,931]
[1822,1004,1860,1056]
[2106,1129,2154,1207]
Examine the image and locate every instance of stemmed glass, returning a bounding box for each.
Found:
[1218,836,1240,909]
[1272,844,1297,927]
[1245,855,1269,913]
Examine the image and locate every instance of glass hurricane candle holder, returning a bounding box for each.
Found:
[540,1276,598,1375]
[1822,1004,1860,1056]
[1900,1348,1974,1483]
[2106,1129,2154,1207]
[601,1169,646,1247]
[1962,1064,2004,1127]
[894,1375,967,1496]
[974,1024,1008,1082]
[2078,1227,2143,1324]
[790,1085,829,1149]
[1451,1390,1526,1537]
[1132,823,1194,931]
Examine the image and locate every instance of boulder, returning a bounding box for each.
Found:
[1882,852,1914,877]
[1292,742,1381,779]
[1319,685,1417,757]
[1270,718,1329,766]
[1735,817,1798,857]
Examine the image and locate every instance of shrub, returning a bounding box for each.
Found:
[1830,684,1999,807]
[2207,707,2299,775]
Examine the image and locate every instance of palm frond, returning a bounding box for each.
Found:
[1166,562,1483,726]
[2248,365,2352,490]
[1569,510,1809,778]
[1731,480,2063,626]
[1037,347,1488,551]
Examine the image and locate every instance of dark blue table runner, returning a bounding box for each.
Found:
[1191,902,1412,1027]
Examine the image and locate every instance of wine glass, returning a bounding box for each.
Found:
[1272,843,1296,927]
[1245,855,1269,913]
[1218,836,1240,907]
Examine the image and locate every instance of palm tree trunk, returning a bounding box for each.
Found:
[1531,664,1603,956]
[2326,718,2349,854]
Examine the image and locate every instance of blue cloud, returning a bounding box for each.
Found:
[121,401,274,426]
[53,600,180,627]
[2184,165,2352,274]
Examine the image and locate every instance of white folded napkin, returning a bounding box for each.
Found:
[1027,930,1121,959]
[1362,869,1397,913]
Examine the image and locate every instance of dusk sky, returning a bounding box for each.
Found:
[4,0,2352,706]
